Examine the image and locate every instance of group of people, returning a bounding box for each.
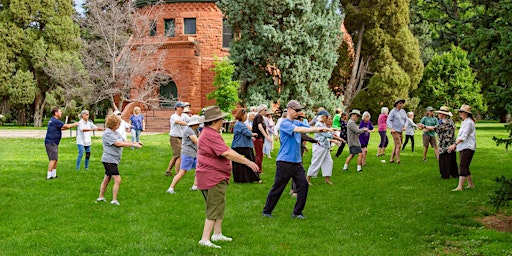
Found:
[43,98,477,249]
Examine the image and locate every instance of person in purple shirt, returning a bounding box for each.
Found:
[44,107,79,180]
[359,111,374,166]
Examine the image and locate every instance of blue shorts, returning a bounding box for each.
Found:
[180,155,197,171]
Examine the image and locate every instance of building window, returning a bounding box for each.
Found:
[222,20,233,48]
[164,19,175,37]
[184,18,196,34]
[149,20,157,36]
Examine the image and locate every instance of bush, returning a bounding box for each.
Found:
[492,122,512,151]
[489,176,512,210]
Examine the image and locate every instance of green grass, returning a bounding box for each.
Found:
[0,123,511,255]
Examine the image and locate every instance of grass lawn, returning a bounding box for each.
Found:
[0,122,511,255]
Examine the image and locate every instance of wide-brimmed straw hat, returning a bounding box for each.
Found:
[187,115,204,126]
[394,99,406,107]
[434,106,453,117]
[202,106,228,122]
[458,104,472,115]
[349,109,361,116]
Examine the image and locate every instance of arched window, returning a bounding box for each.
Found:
[159,78,178,108]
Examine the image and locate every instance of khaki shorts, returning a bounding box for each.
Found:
[169,136,182,158]
[201,180,228,220]
[391,131,403,146]
[422,135,437,147]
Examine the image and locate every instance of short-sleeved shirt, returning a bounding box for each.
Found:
[130,114,144,131]
[169,113,190,137]
[232,121,254,148]
[252,114,266,138]
[116,120,130,141]
[359,120,374,146]
[45,117,64,145]
[314,121,333,149]
[196,126,231,190]
[420,116,438,137]
[76,119,98,146]
[181,126,198,158]
[277,118,309,163]
[101,128,124,164]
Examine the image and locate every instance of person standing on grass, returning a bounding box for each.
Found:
[342,110,369,172]
[252,104,272,174]
[231,109,261,183]
[113,110,131,141]
[387,99,408,164]
[420,107,439,161]
[307,110,342,185]
[358,111,374,167]
[334,112,349,158]
[166,115,203,194]
[165,102,190,176]
[96,114,143,206]
[76,110,104,170]
[129,106,145,149]
[377,107,389,157]
[263,111,275,158]
[402,111,418,152]
[44,107,79,180]
[196,106,259,249]
[448,105,476,191]
[262,100,332,219]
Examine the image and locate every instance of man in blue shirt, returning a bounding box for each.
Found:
[44,107,79,180]
[262,100,332,219]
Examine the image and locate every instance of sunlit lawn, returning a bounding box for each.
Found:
[0,122,511,255]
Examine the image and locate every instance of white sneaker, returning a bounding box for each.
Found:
[110,200,120,206]
[198,240,221,248]
[95,198,107,203]
[190,185,198,191]
[166,188,176,194]
[211,233,232,242]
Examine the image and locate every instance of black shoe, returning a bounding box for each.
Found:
[291,214,305,219]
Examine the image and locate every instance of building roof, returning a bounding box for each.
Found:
[134,0,217,8]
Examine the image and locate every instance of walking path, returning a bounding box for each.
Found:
[0,129,162,139]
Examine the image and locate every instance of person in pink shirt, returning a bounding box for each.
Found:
[377,107,389,157]
[196,106,259,249]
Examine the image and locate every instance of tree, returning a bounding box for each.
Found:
[340,0,424,118]
[416,46,485,113]
[80,0,173,111]
[0,0,88,126]
[207,57,240,113]
[218,0,344,114]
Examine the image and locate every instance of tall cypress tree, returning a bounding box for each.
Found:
[218,0,344,113]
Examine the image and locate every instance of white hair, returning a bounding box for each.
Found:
[381,107,389,114]
[362,111,371,119]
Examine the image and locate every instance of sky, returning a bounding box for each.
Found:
[74,0,85,15]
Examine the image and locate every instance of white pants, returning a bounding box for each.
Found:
[307,144,333,177]
[263,135,273,155]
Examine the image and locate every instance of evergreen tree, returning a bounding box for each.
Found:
[0,0,88,126]
[218,0,344,114]
[207,57,240,114]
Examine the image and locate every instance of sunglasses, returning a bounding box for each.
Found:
[293,108,302,112]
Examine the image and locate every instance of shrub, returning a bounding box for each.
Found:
[492,122,512,151]
[489,176,512,210]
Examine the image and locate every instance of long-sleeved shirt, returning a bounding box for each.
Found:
[405,118,418,136]
[232,121,254,148]
[386,108,407,133]
[347,119,366,147]
[456,118,476,151]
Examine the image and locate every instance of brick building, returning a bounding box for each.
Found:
[122,0,231,131]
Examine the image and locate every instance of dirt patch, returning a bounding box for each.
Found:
[479,213,512,232]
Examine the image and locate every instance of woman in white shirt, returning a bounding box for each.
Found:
[76,110,104,170]
[448,105,476,191]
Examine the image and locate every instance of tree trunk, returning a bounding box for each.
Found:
[345,23,365,108]
[33,93,46,127]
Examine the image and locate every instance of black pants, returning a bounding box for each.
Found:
[335,142,346,157]
[402,135,414,151]
[263,161,309,216]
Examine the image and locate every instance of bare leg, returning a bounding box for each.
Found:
[357,153,363,165]
[213,219,223,235]
[325,176,332,184]
[362,148,368,166]
[166,156,178,174]
[466,175,475,188]
[98,175,111,198]
[112,175,122,201]
[434,146,439,160]
[345,154,354,165]
[453,176,466,191]
[170,170,187,189]
[201,219,216,241]
[423,146,428,160]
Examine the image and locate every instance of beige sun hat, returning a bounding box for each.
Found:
[202,106,228,122]
[393,99,406,107]
[187,115,204,126]
[435,106,453,117]
[349,109,361,116]
[458,104,472,115]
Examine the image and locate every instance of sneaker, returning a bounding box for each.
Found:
[211,233,232,242]
[198,240,221,249]
[96,198,107,203]
[342,168,348,171]
[110,200,120,205]
[190,185,198,191]
[261,212,273,218]
[166,188,176,194]
[291,214,306,219]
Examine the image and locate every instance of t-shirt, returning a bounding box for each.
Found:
[276,118,309,163]
[358,120,374,146]
[420,116,438,137]
[169,113,190,137]
[76,119,98,146]
[252,114,266,138]
[332,114,341,129]
[130,114,144,131]
[101,128,124,164]
[196,126,231,190]
[181,126,198,157]
[45,117,64,145]
[116,120,131,141]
